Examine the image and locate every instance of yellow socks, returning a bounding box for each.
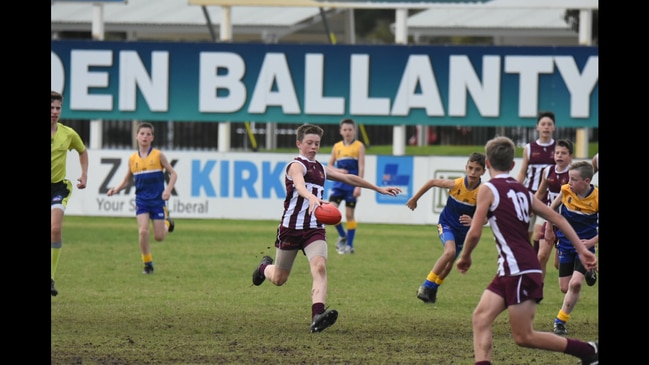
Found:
[557,309,571,323]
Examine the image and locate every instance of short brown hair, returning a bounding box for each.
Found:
[51,90,63,102]
[137,122,155,133]
[569,160,594,180]
[468,152,486,169]
[296,124,323,141]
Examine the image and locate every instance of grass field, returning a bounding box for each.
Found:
[268,142,599,158]
[51,217,598,365]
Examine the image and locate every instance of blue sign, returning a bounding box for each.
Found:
[376,156,412,204]
[51,40,598,127]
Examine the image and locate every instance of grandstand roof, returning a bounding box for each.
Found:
[51,0,596,44]
[405,6,578,43]
[50,0,332,42]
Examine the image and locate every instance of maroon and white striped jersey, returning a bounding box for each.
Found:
[541,164,570,207]
[280,155,327,230]
[522,139,555,196]
[485,175,543,277]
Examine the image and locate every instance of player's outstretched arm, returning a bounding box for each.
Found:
[326,165,401,196]
[407,179,454,210]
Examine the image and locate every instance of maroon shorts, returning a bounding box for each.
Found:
[486,272,544,307]
[275,225,326,251]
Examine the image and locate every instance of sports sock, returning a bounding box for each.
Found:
[564,339,596,359]
[346,221,357,248]
[51,242,62,278]
[259,263,270,278]
[335,223,346,239]
[556,309,570,324]
[425,272,440,286]
[142,253,153,264]
[312,303,325,319]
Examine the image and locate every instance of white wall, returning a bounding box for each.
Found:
[62,150,597,225]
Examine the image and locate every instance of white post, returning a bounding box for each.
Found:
[575,9,594,159]
[392,8,408,156]
[91,4,104,41]
[218,5,233,152]
[90,3,105,150]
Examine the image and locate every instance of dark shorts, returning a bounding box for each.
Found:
[557,248,588,278]
[275,225,326,251]
[51,181,71,207]
[486,273,544,307]
[329,187,357,208]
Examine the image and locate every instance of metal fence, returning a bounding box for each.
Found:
[60,119,598,151]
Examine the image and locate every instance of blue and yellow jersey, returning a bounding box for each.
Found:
[439,177,481,233]
[556,183,599,249]
[129,147,165,205]
[331,140,363,190]
[51,123,86,183]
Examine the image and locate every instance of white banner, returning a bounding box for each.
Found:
[62,150,596,225]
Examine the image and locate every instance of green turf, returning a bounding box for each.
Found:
[51,217,598,364]
[267,142,599,158]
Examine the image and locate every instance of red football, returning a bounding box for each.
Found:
[315,204,342,225]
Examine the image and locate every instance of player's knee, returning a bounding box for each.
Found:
[51,226,63,237]
[271,278,287,286]
[271,273,289,286]
[442,249,456,260]
[311,260,326,275]
[537,253,549,264]
[512,333,535,348]
[471,307,489,326]
[569,280,583,292]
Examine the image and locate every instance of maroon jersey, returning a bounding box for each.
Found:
[541,164,570,206]
[280,155,326,230]
[485,176,542,277]
[522,139,555,197]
